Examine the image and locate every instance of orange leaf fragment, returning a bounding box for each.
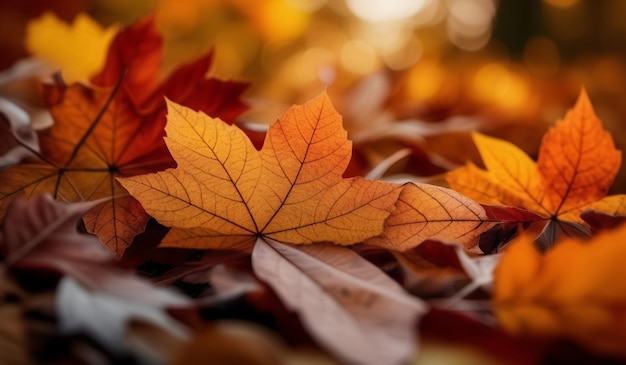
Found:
[493,225,626,359]
[447,89,626,244]
[119,93,402,248]
[366,183,493,251]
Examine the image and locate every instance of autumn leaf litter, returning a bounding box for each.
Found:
[1,11,626,365]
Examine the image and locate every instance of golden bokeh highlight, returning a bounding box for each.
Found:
[472,63,530,113]
[340,40,380,75]
[405,60,445,101]
[542,0,579,8]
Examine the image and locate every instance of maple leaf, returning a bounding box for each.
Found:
[91,14,248,125]
[90,15,161,108]
[25,12,118,83]
[0,80,172,257]
[0,15,249,257]
[447,89,626,246]
[493,225,626,360]
[119,93,402,248]
[121,91,496,251]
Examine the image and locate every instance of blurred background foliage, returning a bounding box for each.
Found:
[2,0,626,189]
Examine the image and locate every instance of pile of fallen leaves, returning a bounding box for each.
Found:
[2,12,626,365]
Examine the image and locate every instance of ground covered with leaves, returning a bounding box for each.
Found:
[2,10,626,365]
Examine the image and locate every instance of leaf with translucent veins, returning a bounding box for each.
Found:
[119,93,403,249]
[0,80,174,258]
[447,89,626,246]
[366,183,495,252]
[1,15,250,257]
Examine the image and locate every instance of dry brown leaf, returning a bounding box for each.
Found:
[252,238,425,365]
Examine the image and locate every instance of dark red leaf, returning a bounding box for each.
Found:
[580,209,626,234]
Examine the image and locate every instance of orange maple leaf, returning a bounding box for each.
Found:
[447,89,626,245]
[493,226,626,360]
[119,93,494,251]
[0,16,249,257]
[0,81,173,257]
[119,93,402,249]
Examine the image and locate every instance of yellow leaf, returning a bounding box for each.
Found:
[471,133,547,215]
[25,12,118,83]
[0,81,174,257]
[235,0,310,42]
[494,225,626,359]
[584,195,626,217]
[156,0,309,42]
[119,93,402,249]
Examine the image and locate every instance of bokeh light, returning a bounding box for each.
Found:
[543,0,579,8]
[446,0,495,51]
[471,63,530,113]
[4,0,626,187]
[346,0,429,23]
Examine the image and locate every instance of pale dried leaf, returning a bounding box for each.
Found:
[252,238,425,365]
[56,277,190,364]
